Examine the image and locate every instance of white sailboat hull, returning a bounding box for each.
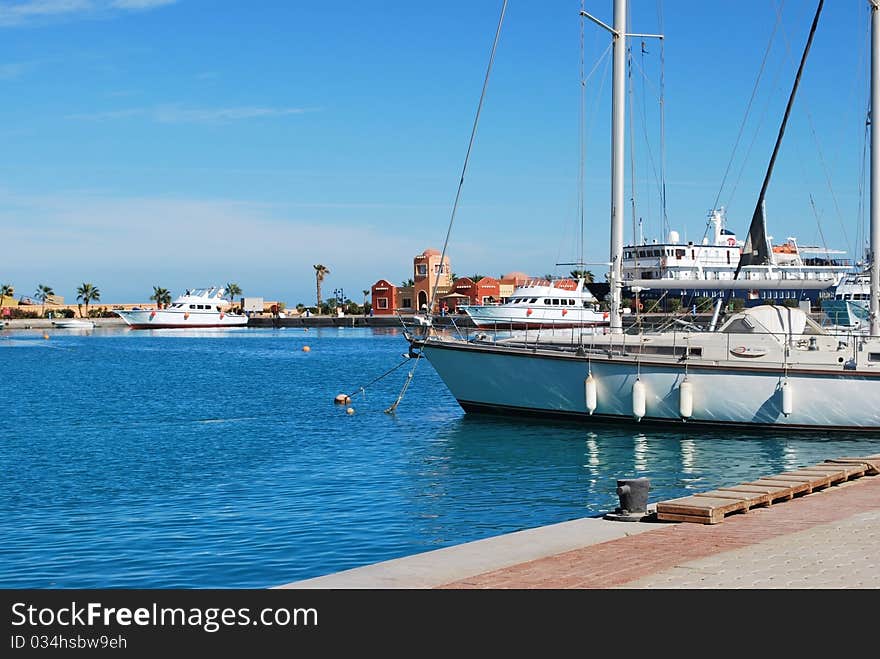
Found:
[420,339,880,430]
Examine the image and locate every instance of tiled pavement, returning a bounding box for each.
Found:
[281,471,880,590]
[439,474,880,589]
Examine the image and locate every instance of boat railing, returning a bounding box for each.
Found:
[404,310,879,366]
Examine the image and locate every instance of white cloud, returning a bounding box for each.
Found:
[0,60,34,79]
[0,191,428,304]
[67,105,314,124]
[110,0,175,9]
[153,105,310,124]
[0,0,177,27]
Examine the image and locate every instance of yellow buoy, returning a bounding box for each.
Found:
[334,394,351,404]
[632,379,646,421]
[302,345,310,352]
[584,374,597,415]
[346,407,355,415]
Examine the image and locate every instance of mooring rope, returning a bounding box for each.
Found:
[385,353,424,414]
[346,358,412,400]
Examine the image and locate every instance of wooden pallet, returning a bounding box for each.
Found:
[655,455,878,525]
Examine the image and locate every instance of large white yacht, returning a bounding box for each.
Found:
[622,208,852,307]
[115,286,248,329]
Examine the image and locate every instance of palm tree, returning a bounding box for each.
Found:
[471,274,485,282]
[313,264,330,314]
[225,282,242,308]
[362,289,370,314]
[400,278,415,287]
[569,269,595,283]
[0,283,13,317]
[35,284,54,317]
[76,283,100,318]
[150,286,171,309]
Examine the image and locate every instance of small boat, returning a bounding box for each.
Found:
[115,286,248,329]
[51,319,95,329]
[458,277,610,329]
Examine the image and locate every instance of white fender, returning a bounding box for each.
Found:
[781,379,793,417]
[679,379,693,419]
[632,379,646,421]
[585,374,597,415]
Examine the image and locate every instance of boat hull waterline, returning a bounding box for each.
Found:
[418,340,880,431]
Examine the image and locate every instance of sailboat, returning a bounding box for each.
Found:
[406,0,880,431]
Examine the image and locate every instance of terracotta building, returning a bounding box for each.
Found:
[413,248,452,311]
[371,250,536,315]
[370,279,397,316]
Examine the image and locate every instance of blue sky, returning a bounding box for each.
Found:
[0,0,873,306]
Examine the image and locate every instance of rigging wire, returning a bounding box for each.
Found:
[427,0,508,317]
[390,0,507,415]
[657,0,669,237]
[773,0,852,259]
[712,1,787,214]
[579,0,586,269]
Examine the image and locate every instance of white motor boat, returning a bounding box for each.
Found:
[51,319,96,329]
[457,277,609,329]
[115,286,248,329]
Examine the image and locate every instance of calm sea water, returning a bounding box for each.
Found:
[1,325,879,588]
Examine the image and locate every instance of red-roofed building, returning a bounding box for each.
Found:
[370,279,397,316]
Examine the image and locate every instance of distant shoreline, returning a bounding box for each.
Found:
[0,315,475,330]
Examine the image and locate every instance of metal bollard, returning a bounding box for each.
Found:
[604,477,652,522]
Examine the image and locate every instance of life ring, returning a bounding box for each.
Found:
[732,345,747,354]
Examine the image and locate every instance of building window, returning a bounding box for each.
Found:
[416,264,427,276]
[377,298,389,309]
[401,297,412,308]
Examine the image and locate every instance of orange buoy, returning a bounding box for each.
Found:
[334,394,351,404]
[302,345,310,352]
[150,311,156,318]
[42,333,49,340]
[184,312,190,320]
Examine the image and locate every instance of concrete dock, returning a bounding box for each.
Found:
[280,456,880,589]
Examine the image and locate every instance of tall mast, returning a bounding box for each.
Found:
[609,0,627,334]
[871,0,880,336]
[581,0,660,330]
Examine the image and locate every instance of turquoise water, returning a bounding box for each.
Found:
[1,325,879,588]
